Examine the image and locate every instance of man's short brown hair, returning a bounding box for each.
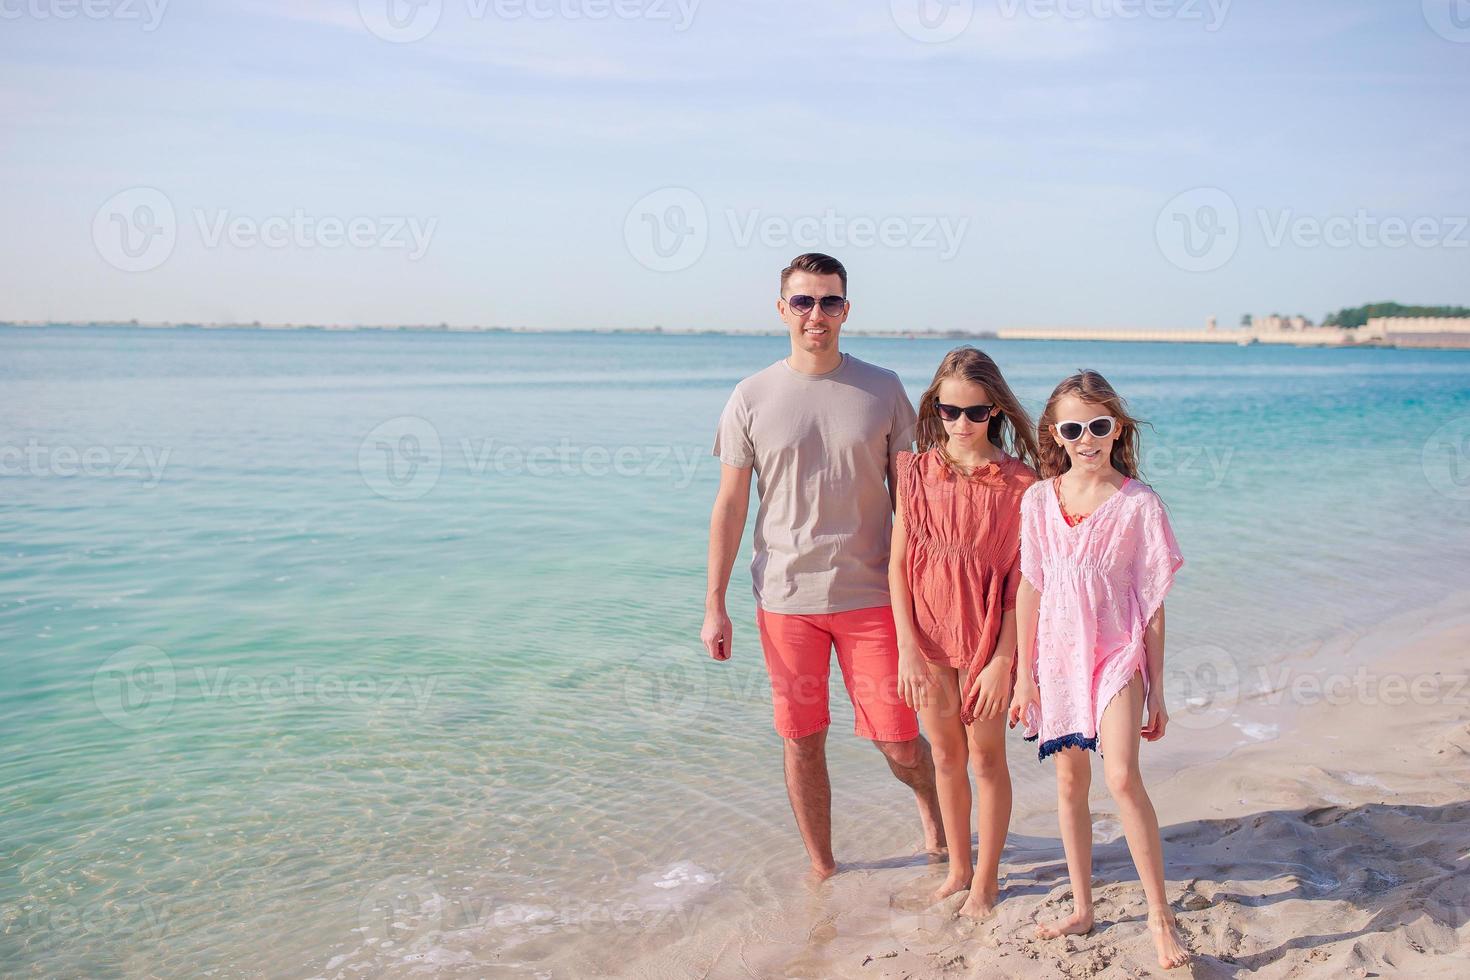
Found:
[779,253,847,296]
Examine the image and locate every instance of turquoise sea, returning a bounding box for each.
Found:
[3,326,1468,977]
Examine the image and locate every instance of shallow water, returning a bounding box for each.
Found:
[2,326,1467,976]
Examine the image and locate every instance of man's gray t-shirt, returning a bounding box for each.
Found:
[713,353,918,615]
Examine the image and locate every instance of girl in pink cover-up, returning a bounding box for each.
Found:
[1007,370,1193,971]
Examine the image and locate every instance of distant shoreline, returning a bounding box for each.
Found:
[4,321,1468,350]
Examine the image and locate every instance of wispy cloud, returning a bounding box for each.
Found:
[0,0,1464,329]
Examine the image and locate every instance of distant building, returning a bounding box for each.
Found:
[1367,316,1470,334]
[1363,317,1470,349]
[1249,314,1316,332]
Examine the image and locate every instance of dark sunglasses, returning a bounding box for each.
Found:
[935,401,995,424]
[1055,416,1116,441]
[785,294,847,317]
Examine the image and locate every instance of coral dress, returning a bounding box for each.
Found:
[1018,477,1184,760]
[897,449,1037,725]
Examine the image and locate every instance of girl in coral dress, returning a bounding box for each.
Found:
[1008,369,1192,970]
[890,347,1038,918]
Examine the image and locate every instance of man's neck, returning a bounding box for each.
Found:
[786,346,843,376]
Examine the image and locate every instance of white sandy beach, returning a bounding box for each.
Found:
[609,594,1470,980]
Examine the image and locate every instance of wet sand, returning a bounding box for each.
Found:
[618,599,1470,979]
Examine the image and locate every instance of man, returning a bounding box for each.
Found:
[702,252,943,879]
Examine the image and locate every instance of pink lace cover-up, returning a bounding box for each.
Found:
[1018,477,1184,761]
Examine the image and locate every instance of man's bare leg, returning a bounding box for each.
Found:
[874,736,945,852]
[783,729,837,879]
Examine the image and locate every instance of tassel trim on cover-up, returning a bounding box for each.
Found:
[1023,731,1100,761]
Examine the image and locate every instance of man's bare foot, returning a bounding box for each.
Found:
[957,883,999,920]
[1147,908,1191,970]
[808,861,837,883]
[929,872,972,905]
[1036,906,1093,939]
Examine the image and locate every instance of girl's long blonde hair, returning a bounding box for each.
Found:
[914,347,1039,473]
[1036,369,1147,480]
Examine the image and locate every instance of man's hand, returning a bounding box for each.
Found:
[965,655,1012,722]
[702,605,733,661]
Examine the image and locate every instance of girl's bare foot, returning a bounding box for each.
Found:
[957,883,999,920]
[1036,906,1093,938]
[929,873,972,905]
[1148,908,1191,969]
[808,861,837,883]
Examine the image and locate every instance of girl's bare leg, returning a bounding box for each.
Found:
[917,665,972,902]
[957,707,1010,918]
[1099,673,1191,969]
[1037,746,1095,938]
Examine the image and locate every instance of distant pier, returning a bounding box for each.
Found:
[994,317,1470,350]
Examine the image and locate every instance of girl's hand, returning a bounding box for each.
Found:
[1008,677,1040,730]
[898,646,933,711]
[965,656,1012,722]
[1142,692,1169,741]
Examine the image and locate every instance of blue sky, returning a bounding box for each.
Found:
[2,0,1467,330]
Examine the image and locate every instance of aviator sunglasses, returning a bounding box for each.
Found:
[935,401,995,424]
[1055,416,1117,441]
[784,294,848,317]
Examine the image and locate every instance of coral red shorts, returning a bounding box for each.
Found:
[755,605,919,741]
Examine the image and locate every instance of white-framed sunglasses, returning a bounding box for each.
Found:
[1055,416,1116,442]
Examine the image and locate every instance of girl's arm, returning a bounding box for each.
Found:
[965,607,1016,721]
[1007,579,1042,728]
[889,491,931,709]
[1142,604,1169,740]
[992,608,1018,665]
[1015,580,1040,683]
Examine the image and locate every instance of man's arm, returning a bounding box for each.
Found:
[887,381,916,513]
[702,462,753,661]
